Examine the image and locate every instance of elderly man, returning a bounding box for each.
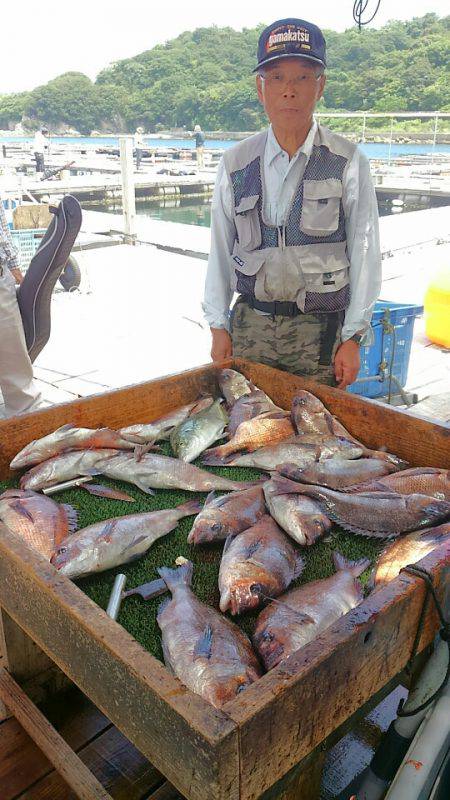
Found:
[0,200,43,416]
[203,18,381,388]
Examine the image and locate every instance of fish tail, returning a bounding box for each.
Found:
[203,444,229,459]
[332,550,371,577]
[202,453,235,466]
[158,561,193,591]
[62,504,79,533]
[176,499,203,516]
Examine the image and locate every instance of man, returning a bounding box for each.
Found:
[203,18,381,388]
[135,126,145,171]
[33,128,49,173]
[0,199,43,416]
[193,124,205,170]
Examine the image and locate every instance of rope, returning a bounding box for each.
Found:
[353,1,382,31]
[397,564,450,717]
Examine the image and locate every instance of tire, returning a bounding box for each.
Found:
[59,255,81,292]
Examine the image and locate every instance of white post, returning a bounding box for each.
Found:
[119,136,136,244]
[431,114,439,166]
[388,118,394,165]
[361,114,367,143]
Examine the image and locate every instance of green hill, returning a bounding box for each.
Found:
[1,14,449,135]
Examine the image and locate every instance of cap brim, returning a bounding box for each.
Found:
[253,52,326,73]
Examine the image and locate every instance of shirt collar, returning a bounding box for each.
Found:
[266,119,318,166]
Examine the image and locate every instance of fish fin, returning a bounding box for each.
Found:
[123,534,148,552]
[193,625,213,660]
[56,423,76,433]
[134,443,160,462]
[62,504,78,533]
[293,553,305,579]
[81,484,135,502]
[136,480,156,496]
[157,596,172,621]
[157,561,193,590]
[99,520,117,542]
[332,550,371,577]
[263,596,315,624]
[245,538,262,559]
[223,534,236,554]
[176,499,203,516]
[204,490,217,506]
[202,453,235,466]
[81,467,102,477]
[267,476,305,497]
[9,500,34,522]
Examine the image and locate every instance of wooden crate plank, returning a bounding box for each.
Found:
[145,783,184,800]
[233,359,450,467]
[0,668,112,800]
[223,542,450,800]
[0,690,110,800]
[15,726,163,800]
[0,526,239,800]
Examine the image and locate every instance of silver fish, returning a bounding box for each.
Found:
[228,389,287,436]
[188,486,266,545]
[50,499,201,579]
[203,435,363,470]
[277,457,398,490]
[10,424,136,469]
[157,561,261,708]
[20,449,122,491]
[218,515,304,615]
[88,451,260,493]
[253,551,370,670]
[264,478,331,546]
[218,369,254,406]
[170,399,228,462]
[118,396,214,444]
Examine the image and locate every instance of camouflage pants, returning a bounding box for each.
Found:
[230,300,343,386]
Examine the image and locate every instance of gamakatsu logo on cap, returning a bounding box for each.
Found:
[267,26,310,52]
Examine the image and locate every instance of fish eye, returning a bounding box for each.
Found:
[57,547,67,555]
[236,684,247,694]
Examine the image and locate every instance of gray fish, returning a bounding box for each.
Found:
[20,449,122,492]
[218,369,254,406]
[277,457,399,490]
[264,478,332,546]
[270,480,450,538]
[50,499,201,579]
[203,435,363,470]
[10,424,136,470]
[253,551,370,670]
[157,561,261,708]
[218,515,304,615]
[291,392,407,467]
[371,522,450,589]
[170,398,228,462]
[87,451,260,493]
[188,486,266,545]
[118,396,214,444]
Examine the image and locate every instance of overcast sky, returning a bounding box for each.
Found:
[2,1,448,94]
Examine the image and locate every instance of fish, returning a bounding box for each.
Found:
[188,486,266,545]
[0,489,78,559]
[202,435,364,470]
[50,499,202,579]
[20,449,122,492]
[371,522,450,589]
[157,561,261,708]
[170,399,228,462]
[204,412,295,461]
[269,480,450,538]
[87,451,261,493]
[218,369,254,406]
[228,389,287,436]
[277,457,399,490]
[80,484,136,502]
[253,551,370,670]
[118,396,214,444]
[263,478,332,546]
[291,392,407,467]
[10,425,137,469]
[346,467,450,500]
[218,515,304,615]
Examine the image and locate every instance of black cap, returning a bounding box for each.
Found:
[254,18,326,72]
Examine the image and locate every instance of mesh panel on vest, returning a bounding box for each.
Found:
[304,285,350,313]
[230,157,262,207]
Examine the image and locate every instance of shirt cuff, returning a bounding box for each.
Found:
[202,303,231,332]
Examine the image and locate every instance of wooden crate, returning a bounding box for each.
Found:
[0,359,449,800]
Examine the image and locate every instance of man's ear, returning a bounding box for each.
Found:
[256,75,264,105]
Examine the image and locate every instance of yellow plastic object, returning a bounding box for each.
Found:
[424,264,450,348]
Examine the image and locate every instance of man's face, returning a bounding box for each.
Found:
[256,57,326,128]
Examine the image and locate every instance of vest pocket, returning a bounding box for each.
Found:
[234,194,261,249]
[300,179,342,237]
[231,243,266,296]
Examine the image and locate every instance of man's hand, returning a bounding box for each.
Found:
[210,327,233,363]
[10,268,24,285]
[334,340,360,389]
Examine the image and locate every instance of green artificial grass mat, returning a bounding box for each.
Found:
[1,443,387,664]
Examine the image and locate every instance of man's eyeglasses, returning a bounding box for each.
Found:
[259,72,323,91]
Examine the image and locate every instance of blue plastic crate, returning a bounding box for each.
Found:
[10,229,46,270]
[348,300,423,398]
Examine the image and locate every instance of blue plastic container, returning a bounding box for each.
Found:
[348,300,423,398]
[10,229,46,270]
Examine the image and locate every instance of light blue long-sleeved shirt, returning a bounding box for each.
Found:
[203,122,381,343]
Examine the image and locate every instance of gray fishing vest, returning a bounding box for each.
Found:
[222,124,357,313]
